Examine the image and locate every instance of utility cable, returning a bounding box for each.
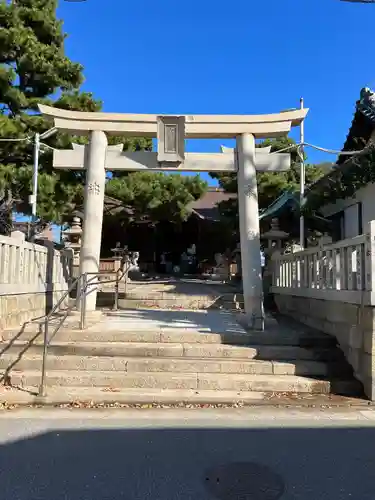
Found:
[302,142,370,156]
[0,137,30,142]
[0,134,372,158]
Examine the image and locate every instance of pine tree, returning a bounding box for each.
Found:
[210,137,326,230]
[0,0,152,226]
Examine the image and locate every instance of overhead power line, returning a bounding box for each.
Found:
[0,137,30,142]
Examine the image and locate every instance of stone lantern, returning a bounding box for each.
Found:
[109,242,128,271]
[62,216,82,271]
[261,218,289,257]
[261,218,289,298]
[111,241,124,260]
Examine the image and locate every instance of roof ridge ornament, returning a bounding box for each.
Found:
[359,87,375,123]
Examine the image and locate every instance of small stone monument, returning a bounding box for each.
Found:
[187,243,196,256]
[128,251,142,280]
[206,252,229,282]
[318,233,332,247]
[62,216,82,268]
[284,242,303,254]
[127,251,139,271]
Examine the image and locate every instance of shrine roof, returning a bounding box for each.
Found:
[259,191,298,221]
[72,191,232,223]
[72,195,134,219]
[188,188,236,221]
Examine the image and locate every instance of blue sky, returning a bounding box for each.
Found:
[56,0,375,179]
[29,0,372,242]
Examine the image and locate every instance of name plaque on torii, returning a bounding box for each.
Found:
[38,104,308,328]
[157,115,185,165]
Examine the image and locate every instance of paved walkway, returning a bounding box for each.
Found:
[116,277,237,309]
[0,407,375,499]
[101,308,246,335]
[98,277,245,334]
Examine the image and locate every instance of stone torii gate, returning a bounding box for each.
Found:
[38,105,307,329]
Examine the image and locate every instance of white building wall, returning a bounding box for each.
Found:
[344,203,360,239]
[361,183,375,227]
[321,182,375,238]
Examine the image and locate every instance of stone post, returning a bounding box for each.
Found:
[236,133,263,328]
[78,130,108,311]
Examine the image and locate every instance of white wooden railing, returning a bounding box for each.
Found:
[0,233,72,295]
[271,221,375,305]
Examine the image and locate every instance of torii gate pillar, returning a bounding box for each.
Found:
[79,131,107,311]
[237,134,263,328]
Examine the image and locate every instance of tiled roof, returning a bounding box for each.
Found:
[259,191,298,220]
[188,188,237,221]
[71,190,236,223]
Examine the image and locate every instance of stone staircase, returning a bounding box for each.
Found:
[0,310,364,405]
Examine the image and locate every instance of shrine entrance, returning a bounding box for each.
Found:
[38,105,307,329]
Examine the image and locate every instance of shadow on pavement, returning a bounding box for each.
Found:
[106,307,245,334]
[0,424,374,499]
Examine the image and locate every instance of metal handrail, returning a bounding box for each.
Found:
[37,262,130,397]
[30,274,82,327]
[78,264,130,329]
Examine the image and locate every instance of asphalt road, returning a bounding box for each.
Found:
[1,407,375,499]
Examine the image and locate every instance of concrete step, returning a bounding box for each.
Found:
[2,386,365,407]
[0,353,349,377]
[2,341,343,361]
[8,370,362,395]
[0,326,336,347]
[0,328,266,345]
[117,299,215,309]
[0,386,267,405]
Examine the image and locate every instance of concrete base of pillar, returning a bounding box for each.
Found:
[68,309,103,323]
[237,310,265,331]
[242,293,264,331]
[241,315,264,331]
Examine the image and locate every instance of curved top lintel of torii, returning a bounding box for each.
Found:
[38,104,308,139]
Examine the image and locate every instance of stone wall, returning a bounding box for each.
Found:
[0,291,71,330]
[0,233,72,331]
[274,293,375,400]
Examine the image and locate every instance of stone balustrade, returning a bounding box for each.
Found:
[271,221,375,400]
[0,233,72,330]
[272,232,370,302]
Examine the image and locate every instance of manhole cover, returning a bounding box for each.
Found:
[204,462,285,500]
